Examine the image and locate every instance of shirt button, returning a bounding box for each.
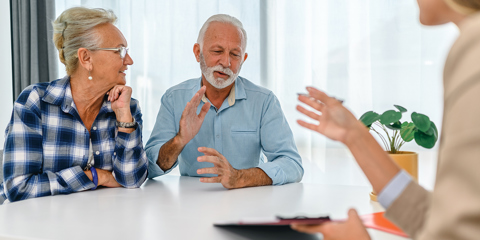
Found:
[93,126,97,130]
[113,152,116,156]
[96,151,100,155]
[216,135,220,138]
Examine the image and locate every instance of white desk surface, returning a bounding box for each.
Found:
[0,175,409,240]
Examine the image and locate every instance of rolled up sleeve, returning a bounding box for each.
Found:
[258,93,303,185]
[145,91,179,178]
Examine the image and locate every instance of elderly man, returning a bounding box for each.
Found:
[145,14,303,189]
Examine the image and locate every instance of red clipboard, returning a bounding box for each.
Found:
[360,212,409,238]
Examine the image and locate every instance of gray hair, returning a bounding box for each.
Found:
[197,14,247,53]
[52,7,117,75]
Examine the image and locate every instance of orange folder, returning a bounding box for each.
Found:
[360,212,409,238]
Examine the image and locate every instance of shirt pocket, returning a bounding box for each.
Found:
[231,127,258,134]
[229,127,260,168]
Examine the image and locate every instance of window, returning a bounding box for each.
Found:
[54,0,456,185]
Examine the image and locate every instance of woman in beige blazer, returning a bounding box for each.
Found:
[292,0,480,239]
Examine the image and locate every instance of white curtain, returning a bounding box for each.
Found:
[55,0,458,184]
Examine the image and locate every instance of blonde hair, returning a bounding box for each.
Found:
[52,7,117,75]
[444,0,480,15]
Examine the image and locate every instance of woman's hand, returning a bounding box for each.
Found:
[108,85,135,133]
[297,86,364,145]
[108,85,133,122]
[84,168,122,188]
[291,209,371,240]
[96,168,122,188]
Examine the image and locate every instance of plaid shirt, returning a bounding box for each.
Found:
[0,76,148,204]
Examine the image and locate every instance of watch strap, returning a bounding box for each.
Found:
[116,119,136,128]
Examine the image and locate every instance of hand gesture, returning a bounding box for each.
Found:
[297,87,362,144]
[177,86,211,146]
[108,85,133,121]
[291,209,371,240]
[196,147,239,189]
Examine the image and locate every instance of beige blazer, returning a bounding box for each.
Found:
[385,12,480,239]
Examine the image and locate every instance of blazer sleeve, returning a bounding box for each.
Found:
[384,181,431,238]
[385,13,480,240]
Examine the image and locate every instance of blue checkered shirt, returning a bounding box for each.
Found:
[0,76,148,204]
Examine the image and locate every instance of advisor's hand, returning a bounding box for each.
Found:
[297,87,362,144]
[196,147,240,189]
[291,209,371,240]
[177,86,211,146]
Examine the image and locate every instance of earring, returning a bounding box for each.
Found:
[88,71,92,80]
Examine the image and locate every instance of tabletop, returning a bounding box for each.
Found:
[0,175,410,240]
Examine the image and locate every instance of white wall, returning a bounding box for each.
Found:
[0,0,13,148]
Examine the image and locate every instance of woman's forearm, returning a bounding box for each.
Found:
[344,122,401,193]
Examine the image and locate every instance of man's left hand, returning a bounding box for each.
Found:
[196,147,240,189]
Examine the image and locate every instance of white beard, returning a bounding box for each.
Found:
[199,53,241,89]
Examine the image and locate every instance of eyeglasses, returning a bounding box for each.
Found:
[91,46,129,59]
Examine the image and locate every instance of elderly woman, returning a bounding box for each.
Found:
[0,7,147,204]
[292,0,480,239]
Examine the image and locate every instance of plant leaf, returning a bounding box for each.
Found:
[424,121,438,138]
[394,105,407,113]
[400,122,415,142]
[414,130,437,149]
[386,121,402,130]
[411,112,431,132]
[359,111,380,127]
[379,110,402,125]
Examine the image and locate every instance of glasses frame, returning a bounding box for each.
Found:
[90,46,129,59]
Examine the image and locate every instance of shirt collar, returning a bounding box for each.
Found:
[42,76,73,112]
[42,75,113,114]
[200,76,247,106]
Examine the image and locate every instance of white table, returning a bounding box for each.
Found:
[0,175,409,240]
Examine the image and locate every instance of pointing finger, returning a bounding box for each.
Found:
[197,155,222,165]
[197,167,219,175]
[198,147,221,157]
[198,102,211,119]
[306,87,338,106]
[200,176,222,183]
[296,105,321,120]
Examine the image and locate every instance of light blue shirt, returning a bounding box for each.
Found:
[378,170,412,208]
[145,76,304,185]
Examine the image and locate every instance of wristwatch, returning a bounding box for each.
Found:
[116,119,136,128]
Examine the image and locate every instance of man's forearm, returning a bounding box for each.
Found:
[234,168,273,188]
[157,135,185,171]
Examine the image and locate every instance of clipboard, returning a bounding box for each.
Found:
[360,212,409,238]
[214,215,331,226]
[214,212,408,238]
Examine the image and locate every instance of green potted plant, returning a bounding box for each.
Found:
[359,105,438,201]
